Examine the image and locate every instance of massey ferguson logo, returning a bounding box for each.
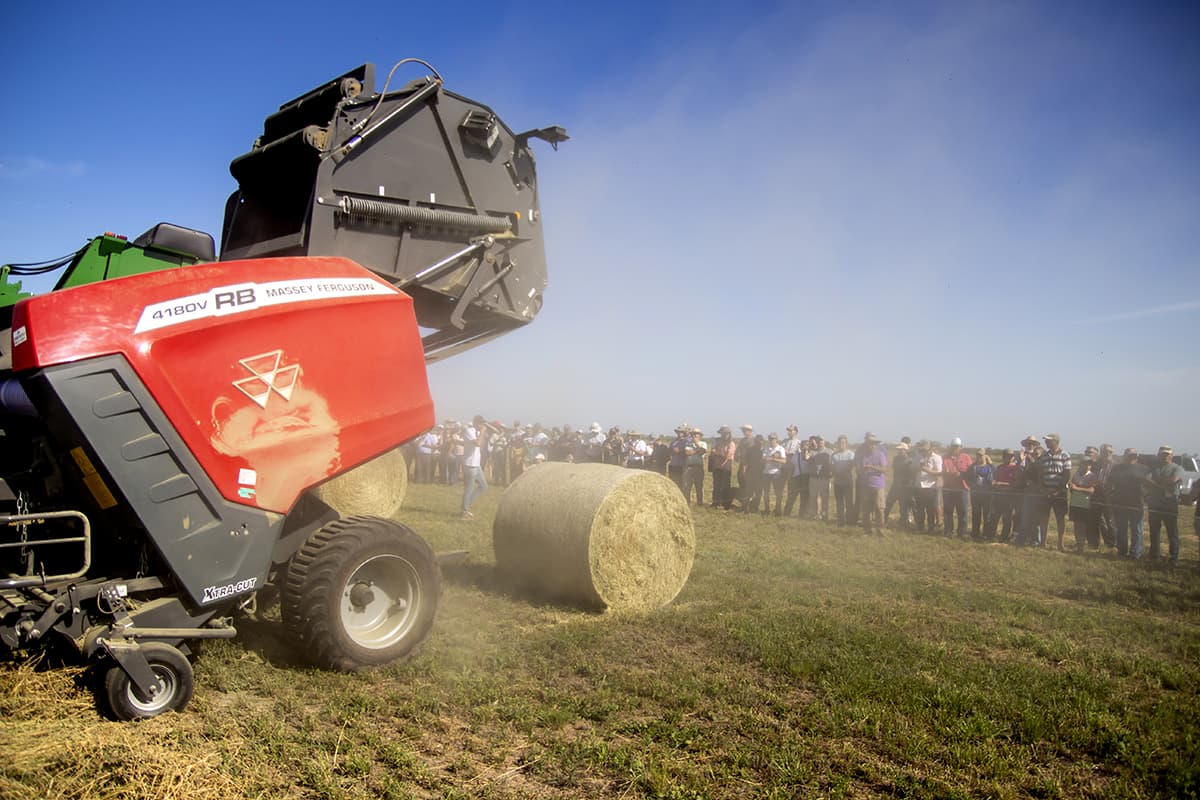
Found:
[233,350,299,409]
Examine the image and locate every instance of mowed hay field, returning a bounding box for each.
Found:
[2,479,1198,800]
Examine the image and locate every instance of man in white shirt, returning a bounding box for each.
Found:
[625,431,649,468]
[914,440,943,534]
[761,433,788,516]
[415,428,439,484]
[461,415,490,518]
[585,422,606,463]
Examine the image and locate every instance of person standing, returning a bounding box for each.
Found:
[791,438,814,518]
[584,423,606,463]
[1038,434,1072,550]
[490,425,509,486]
[782,426,805,517]
[966,448,994,540]
[460,416,490,518]
[709,426,736,510]
[649,435,670,475]
[415,427,439,484]
[668,424,690,491]
[808,436,832,521]
[525,424,550,466]
[1068,450,1099,552]
[761,433,788,516]
[1106,448,1149,558]
[831,435,856,526]
[885,440,914,529]
[1146,445,1185,564]
[735,424,758,511]
[1091,443,1117,549]
[625,430,649,469]
[858,433,888,535]
[914,440,943,534]
[941,438,972,538]
[1015,435,1044,547]
[742,434,766,512]
[986,449,1020,542]
[603,426,625,465]
[683,427,708,506]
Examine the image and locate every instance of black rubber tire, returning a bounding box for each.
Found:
[103,642,194,720]
[281,515,440,671]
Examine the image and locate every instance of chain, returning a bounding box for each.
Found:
[15,490,32,573]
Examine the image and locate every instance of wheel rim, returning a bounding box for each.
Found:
[124,664,178,714]
[340,554,422,650]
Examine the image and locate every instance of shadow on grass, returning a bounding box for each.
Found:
[440,559,604,613]
[1048,560,1200,612]
[225,615,309,670]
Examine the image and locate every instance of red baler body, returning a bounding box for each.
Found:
[12,257,434,513]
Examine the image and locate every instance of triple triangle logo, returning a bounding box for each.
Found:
[232,350,299,409]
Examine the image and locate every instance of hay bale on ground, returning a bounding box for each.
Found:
[312,447,408,518]
[492,462,695,611]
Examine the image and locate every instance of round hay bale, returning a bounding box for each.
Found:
[312,447,408,518]
[492,462,695,611]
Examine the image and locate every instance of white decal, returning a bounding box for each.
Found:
[233,350,298,409]
[12,326,27,347]
[201,576,258,604]
[237,468,257,486]
[134,278,394,333]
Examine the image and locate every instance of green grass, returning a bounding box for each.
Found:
[2,480,1198,799]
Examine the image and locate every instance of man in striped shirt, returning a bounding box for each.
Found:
[1037,433,1073,550]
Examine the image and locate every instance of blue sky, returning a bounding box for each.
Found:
[2,1,1197,452]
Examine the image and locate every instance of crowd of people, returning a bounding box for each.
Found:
[405,420,1198,565]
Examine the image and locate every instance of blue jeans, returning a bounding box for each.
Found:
[461,465,488,512]
[1147,507,1179,562]
[1113,506,1143,558]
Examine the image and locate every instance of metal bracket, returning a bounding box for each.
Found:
[98,639,161,702]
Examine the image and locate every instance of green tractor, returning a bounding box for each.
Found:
[2,224,214,368]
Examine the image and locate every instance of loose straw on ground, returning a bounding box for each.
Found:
[492,462,695,611]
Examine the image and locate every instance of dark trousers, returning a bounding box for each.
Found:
[970,489,991,538]
[668,465,685,492]
[985,493,1017,541]
[914,487,940,532]
[943,489,967,536]
[683,465,705,505]
[415,452,434,483]
[740,471,762,512]
[1148,506,1180,562]
[1039,495,1069,546]
[834,483,854,525]
[762,472,786,514]
[860,486,884,534]
[784,475,805,516]
[491,451,508,486]
[712,469,732,509]
[1093,492,1116,547]
[885,484,912,527]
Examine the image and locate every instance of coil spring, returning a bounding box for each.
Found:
[338,196,511,233]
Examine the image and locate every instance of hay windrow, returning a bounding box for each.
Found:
[0,660,252,800]
[492,463,695,611]
[312,447,408,518]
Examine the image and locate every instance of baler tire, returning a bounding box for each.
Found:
[103,643,194,720]
[281,515,440,671]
